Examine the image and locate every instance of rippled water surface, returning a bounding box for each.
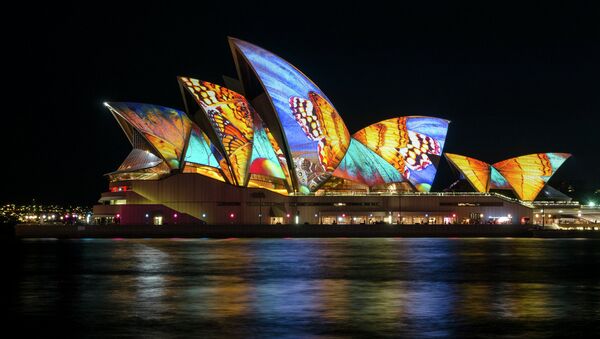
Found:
[4,238,600,337]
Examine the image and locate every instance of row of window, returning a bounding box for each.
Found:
[290,202,380,207]
[439,202,504,207]
[219,201,381,207]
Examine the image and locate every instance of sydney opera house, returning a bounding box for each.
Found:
[93,38,574,226]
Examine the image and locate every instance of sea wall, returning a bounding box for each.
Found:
[16,223,534,238]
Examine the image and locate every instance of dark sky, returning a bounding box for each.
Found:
[5,1,599,205]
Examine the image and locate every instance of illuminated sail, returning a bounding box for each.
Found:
[444,153,491,193]
[230,38,350,194]
[354,116,449,192]
[333,139,404,186]
[106,102,191,169]
[249,112,290,180]
[179,77,254,186]
[492,153,571,201]
[182,124,230,183]
[489,166,511,190]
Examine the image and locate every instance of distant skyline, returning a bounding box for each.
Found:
[4,1,599,204]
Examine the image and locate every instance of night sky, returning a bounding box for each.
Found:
[5,1,599,205]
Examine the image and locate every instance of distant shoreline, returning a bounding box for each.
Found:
[10,224,600,239]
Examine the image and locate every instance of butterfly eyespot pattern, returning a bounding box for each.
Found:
[400,131,440,171]
[289,92,350,175]
[353,117,445,183]
[289,96,323,141]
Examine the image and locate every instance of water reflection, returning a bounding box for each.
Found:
[7,238,600,337]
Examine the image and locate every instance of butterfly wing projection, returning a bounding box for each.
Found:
[230,38,351,194]
[402,117,448,191]
[289,92,351,172]
[207,110,249,151]
[179,77,254,186]
[183,77,245,106]
[445,153,491,193]
[401,131,441,172]
[289,96,321,140]
[353,116,448,191]
[206,109,253,185]
[353,117,409,177]
[105,102,192,170]
[264,125,293,188]
[489,167,511,190]
[288,95,329,189]
[492,153,571,201]
[333,138,404,186]
[308,92,351,172]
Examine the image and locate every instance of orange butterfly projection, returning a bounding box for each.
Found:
[493,153,571,201]
[289,92,351,190]
[444,153,491,193]
[179,77,254,186]
[353,117,442,180]
[445,153,571,201]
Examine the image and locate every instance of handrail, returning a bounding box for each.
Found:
[288,191,534,207]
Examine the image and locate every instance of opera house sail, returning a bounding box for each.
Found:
[445,153,571,201]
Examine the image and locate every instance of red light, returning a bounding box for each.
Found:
[452,214,456,218]
[230,213,235,219]
[342,214,346,217]
[116,214,120,218]
[174,213,178,218]
[286,213,290,218]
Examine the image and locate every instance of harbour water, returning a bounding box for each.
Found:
[4,238,600,337]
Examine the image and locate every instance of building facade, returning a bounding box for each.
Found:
[94,173,534,225]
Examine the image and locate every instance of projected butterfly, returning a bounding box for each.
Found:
[289,92,350,172]
[353,118,409,176]
[353,117,441,180]
[445,152,570,201]
[207,109,250,154]
[400,131,442,173]
[492,153,570,201]
[180,77,254,136]
[107,103,193,170]
[444,153,491,193]
[206,109,254,185]
[264,126,288,168]
[180,77,243,107]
